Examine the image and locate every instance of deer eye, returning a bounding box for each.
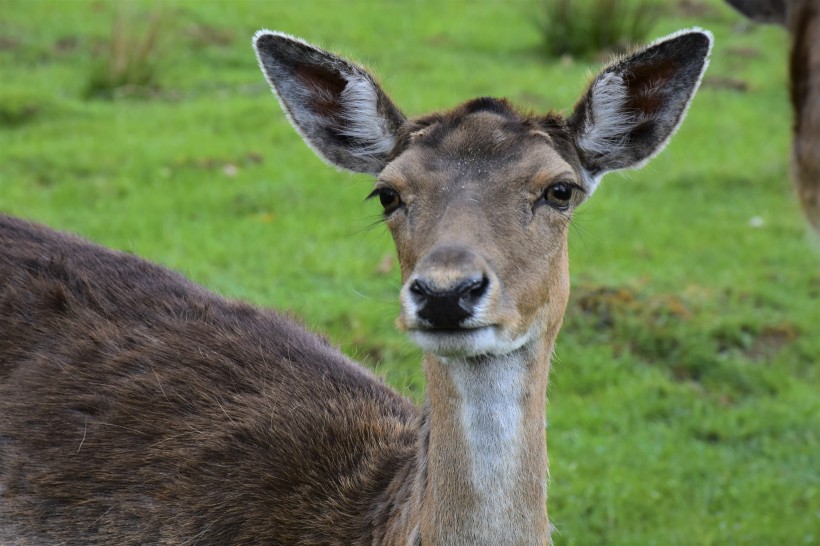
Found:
[541,182,578,211]
[367,187,403,214]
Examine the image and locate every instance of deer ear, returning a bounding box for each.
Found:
[568,29,713,190]
[254,30,406,175]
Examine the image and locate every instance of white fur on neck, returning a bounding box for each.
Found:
[445,349,530,540]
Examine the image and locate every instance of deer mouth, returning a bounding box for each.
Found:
[407,324,524,358]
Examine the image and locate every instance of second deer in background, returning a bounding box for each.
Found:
[727,0,820,232]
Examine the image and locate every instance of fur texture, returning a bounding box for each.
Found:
[0,215,419,544]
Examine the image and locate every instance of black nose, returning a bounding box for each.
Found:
[409,275,490,329]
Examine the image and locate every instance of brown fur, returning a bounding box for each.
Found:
[0,215,421,544]
[789,1,820,230]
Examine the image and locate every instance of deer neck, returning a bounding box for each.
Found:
[417,335,553,545]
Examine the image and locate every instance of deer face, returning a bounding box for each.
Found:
[254,29,712,358]
[375,104,578,356]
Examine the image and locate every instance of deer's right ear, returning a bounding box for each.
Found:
[253,31,406,175]
[568,29,713,192]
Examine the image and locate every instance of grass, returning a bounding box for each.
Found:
[1,0,818,544]
[536,0,662,58]
[83,6,165,99]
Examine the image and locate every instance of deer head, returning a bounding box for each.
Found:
[254,30,713,361]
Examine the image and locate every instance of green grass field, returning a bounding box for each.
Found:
[1,0,818,544]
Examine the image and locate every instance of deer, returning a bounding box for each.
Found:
[726,0,820,232]
[0,28,712,545]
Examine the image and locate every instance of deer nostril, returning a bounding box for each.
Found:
[457,275,489,312]
[462,275,489,300]
[409,279,431,301]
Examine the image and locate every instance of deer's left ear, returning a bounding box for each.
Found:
[568,29,713,190]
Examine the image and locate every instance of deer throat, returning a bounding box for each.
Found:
[421,342,551,544]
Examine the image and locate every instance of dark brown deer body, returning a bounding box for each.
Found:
[0,215,420,544]
[0,30,711,545]
[727,0,820,231]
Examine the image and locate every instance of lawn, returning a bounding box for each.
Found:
[0,0,818,544]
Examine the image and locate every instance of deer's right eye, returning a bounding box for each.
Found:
[367,187,403,214]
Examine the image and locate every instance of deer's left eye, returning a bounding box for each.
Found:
[541,182,580,211]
